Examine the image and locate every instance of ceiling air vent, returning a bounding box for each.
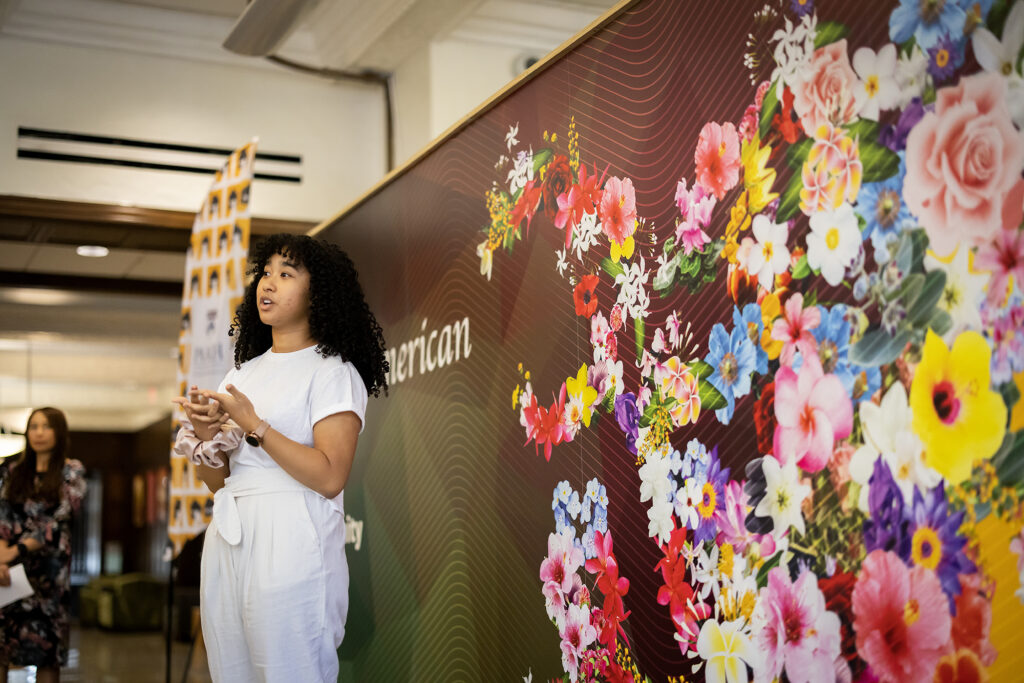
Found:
[16,127,302,183]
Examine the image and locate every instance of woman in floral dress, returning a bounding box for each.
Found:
[0,407,86,683]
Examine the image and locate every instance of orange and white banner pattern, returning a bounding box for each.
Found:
[169,140,256,553]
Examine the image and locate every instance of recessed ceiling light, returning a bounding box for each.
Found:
[76,245,109,257]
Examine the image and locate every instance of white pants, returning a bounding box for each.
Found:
[200,467,348,683]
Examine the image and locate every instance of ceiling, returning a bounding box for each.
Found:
[0,0,617,434]
[105,0,247,17]
[0,196,311,433]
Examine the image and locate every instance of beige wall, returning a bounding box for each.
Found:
[0,37,387,221]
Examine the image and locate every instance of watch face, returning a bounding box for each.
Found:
[245,433,260,447]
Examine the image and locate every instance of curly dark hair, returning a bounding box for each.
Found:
[230,233,389,397]
[6,407,70,505]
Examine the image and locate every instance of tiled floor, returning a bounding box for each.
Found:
[6,624,212,683]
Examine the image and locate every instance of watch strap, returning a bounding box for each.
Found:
[245,419,270,447]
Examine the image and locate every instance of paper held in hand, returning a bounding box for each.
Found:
[0,564,33,608]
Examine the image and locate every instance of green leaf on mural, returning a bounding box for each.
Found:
[698,375,727,412]
[639,397,658,428]
[690,359,713,379]
[896,273,925,306]
[531,148,553,174]
[634,316,646,360]
[894,230,917,276]
[759,81,779,140]
[756,548,783,587]
[791,253,811,279]
[776,172,805,222]
[850,327,912,366]
[814,21,850,48]
[910,229,929,273]
[859,140,901,183]
[926,308,952,337]
[785,137,814,169]
[843,119,881,143]
[907,270,946,325]
[601,257,625,279]
[992,431,1024,489]
[602,390,615,414]
[1000,378,1021,416]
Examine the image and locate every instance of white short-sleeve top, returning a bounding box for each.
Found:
[218,344,368,506]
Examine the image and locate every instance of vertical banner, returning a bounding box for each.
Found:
[169,140,256,553]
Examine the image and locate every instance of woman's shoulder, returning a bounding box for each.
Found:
[318,354,363,380]
[316,355,368,400]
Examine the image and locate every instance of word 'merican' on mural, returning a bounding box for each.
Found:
[385,316,472,385]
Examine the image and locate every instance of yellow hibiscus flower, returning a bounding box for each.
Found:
[910,330,1007,485]
[609,234,635,262]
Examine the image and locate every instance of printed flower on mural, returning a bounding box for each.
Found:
[909,330,1006,485]
[904,73,1024,257]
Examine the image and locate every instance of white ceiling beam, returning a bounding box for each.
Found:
[1,0,321,72]
[305,0,484,72]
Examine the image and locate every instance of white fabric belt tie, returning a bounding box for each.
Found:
[213,467,309,546]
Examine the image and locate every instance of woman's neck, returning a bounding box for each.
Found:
[35,452,51,472]
[271,325,316,354]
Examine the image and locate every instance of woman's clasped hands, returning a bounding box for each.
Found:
[173,384,230,440]
[173,384,260,436]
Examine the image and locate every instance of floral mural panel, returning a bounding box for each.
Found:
[320,0,1024,680]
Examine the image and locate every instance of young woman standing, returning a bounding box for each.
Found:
[174,234,388,682]
[0,407,87,683]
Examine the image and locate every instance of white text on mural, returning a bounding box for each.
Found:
[385,316,472,386]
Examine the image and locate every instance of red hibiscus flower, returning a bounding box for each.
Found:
[772,86,802,145]
[510,179,542,237]
[585,530,631,650]
[573,275,599,317]
[522,384,568,461]
[654,525,708,653]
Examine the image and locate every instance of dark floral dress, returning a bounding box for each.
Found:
[0,458,86,668]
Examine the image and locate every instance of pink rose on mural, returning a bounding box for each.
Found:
[791,40,864,136]
[904,72,1024,257]
[694,121,741,200]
